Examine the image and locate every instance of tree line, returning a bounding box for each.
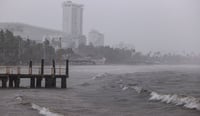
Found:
[0,30,199,65]
[76,44,200,64]
[0,30,55,65]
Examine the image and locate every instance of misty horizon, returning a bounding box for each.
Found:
[0,0,200,54]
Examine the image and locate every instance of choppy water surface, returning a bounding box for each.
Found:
[0,65,200,116]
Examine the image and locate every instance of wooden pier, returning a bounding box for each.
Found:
[0,59,69,89]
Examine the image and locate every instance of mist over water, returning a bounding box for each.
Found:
[0,0,200,116]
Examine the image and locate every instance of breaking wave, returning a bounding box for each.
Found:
[149,91,200,110]
[15,96,64,116]
[121,82,200,111]
[31,103,64,116]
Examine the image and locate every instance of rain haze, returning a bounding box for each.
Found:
[0,0,199,53]
[1,1,200,116]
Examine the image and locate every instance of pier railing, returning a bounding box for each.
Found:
[0,59,69,89]
[0,66,66,75]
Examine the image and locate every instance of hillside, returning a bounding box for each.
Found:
[0,22,63,42]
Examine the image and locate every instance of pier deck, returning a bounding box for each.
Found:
[0,59,69,88]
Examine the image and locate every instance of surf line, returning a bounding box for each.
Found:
[121,84,200,111]
[149,91,200,111]
[15,96,64,116]
[31,103,64,116]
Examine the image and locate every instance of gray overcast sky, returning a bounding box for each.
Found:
[0,0,199,53]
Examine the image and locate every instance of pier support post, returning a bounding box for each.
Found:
[2,77,7,88]
[9,76,14,88]
[14,67,20,88]
[45,59,49,88]
[61,59,69,88]
[29,60,35,88]
[36,77,42,88]
[14,76,20,88]
[30,76,35,88]
[45,76,53,88]
[36,59,44,88]
[45,76,54,88]
[66,59,69,78]
[52,59,56,88]
[45,59,56,88]
[61,77,66,88]
[45,76,48,88]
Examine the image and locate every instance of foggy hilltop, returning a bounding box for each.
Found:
[0,22,63,42]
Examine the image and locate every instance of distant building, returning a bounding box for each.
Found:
[88,30,104,47]
[62,1,86,48]
[63,1,83,36]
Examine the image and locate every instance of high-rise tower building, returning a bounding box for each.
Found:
[62,1,86,48]
[62,1,83,37]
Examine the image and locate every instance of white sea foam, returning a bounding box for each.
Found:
[123,84,200,111]
[131,86,143,93]
[15,95,63,116]
[122,86,129,91]
[15,96,23,102]
[149,92,200,110]
[31,103,64,116]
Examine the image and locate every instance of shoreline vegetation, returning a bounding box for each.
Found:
[0,30,200,65]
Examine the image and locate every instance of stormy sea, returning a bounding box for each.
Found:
[0,65,200,116]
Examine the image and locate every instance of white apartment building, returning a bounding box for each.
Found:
[62,1,86,48]
[63,1,83,36]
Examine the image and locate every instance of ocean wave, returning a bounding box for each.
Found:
[15,96,23,102]
[122,86,129,91]
[121,83,200,111]
[31,103,64,116]
[149,91,200,110]
[15,95,64,116]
